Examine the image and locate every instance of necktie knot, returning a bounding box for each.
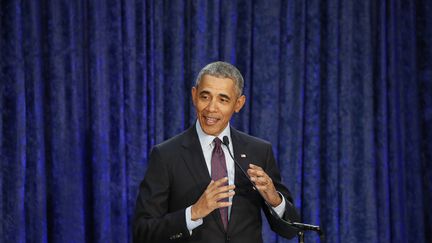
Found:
[213,138,223,155]
[214,137,222,147]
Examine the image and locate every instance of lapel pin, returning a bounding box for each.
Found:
[241,154,247,158]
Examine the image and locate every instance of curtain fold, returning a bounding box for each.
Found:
[1,0,431,242]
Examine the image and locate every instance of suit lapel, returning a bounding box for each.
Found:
[180,125,226,232]
[230,128,250,174]
[228,127,250,232]
[180,125,211,186]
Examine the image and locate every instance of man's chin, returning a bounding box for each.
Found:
[201,125,223,136]
[202,128,219,136]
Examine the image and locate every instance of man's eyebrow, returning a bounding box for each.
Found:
[198,90,232,100]
[218,93,231,100]
[199,90,211,95]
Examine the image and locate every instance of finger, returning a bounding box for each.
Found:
[213,177,229,187]
[205,180,218,193]
[248,172,268,185]
[250,176,265,184]
[215,201,232,209]
[211,178,235,189]
[255,185,266,191]
[207,183,235,199]
[215,191,235,201]
[251,178,269,188]
[247,168,266,177]
[212,184,235,195]
[247,169,259,177]
[207,180,215,188]
[249,164,264,171]
[207,177,228,191]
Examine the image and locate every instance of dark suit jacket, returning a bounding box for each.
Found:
[133,125,299,243]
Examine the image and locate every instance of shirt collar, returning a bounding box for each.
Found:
[196,120,231,148]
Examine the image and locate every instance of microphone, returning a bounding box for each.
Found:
[221,136,323,236]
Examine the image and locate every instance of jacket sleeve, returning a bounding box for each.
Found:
[261,144,300,239]
[133,147,190,243]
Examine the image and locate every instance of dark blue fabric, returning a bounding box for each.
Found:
[1,0,431,242]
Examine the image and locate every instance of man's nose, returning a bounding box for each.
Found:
[206,99,218,112]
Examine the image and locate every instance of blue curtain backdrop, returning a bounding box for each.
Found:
[1,0,431,242]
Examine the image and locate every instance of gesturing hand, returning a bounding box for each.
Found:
[247,164,282,207]
[191,177,235,221]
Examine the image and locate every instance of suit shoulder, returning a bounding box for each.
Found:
[153,127,194,152]
[233,128,272,147]
[154,131,184,150]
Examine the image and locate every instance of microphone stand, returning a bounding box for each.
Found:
[264,201,323,243]
[298,231,305,243]
[221,136,323,243]
[288,221,323,243]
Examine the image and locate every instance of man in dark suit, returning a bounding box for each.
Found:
[133,61,299,243]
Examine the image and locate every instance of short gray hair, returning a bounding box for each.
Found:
[195,61,244,96]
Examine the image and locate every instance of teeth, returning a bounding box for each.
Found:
[205,117,218,124]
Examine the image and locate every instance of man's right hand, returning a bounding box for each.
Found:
[191,177,235,221]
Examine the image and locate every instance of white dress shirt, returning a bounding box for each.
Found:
[185,121,286,233]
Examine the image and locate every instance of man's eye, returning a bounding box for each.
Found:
[200,95,209,100]
[220,98,228,103]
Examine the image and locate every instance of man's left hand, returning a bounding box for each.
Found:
[247,164,282,207]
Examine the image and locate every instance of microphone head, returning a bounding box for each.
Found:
[222,136,230,146]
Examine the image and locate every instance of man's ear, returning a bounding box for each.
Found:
[235,95,246,113]
[191,87,197,106]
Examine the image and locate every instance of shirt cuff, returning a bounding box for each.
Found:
[272,192,286,218]
[185,206,203,234]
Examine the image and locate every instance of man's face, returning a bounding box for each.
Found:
[192,74,246,136]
